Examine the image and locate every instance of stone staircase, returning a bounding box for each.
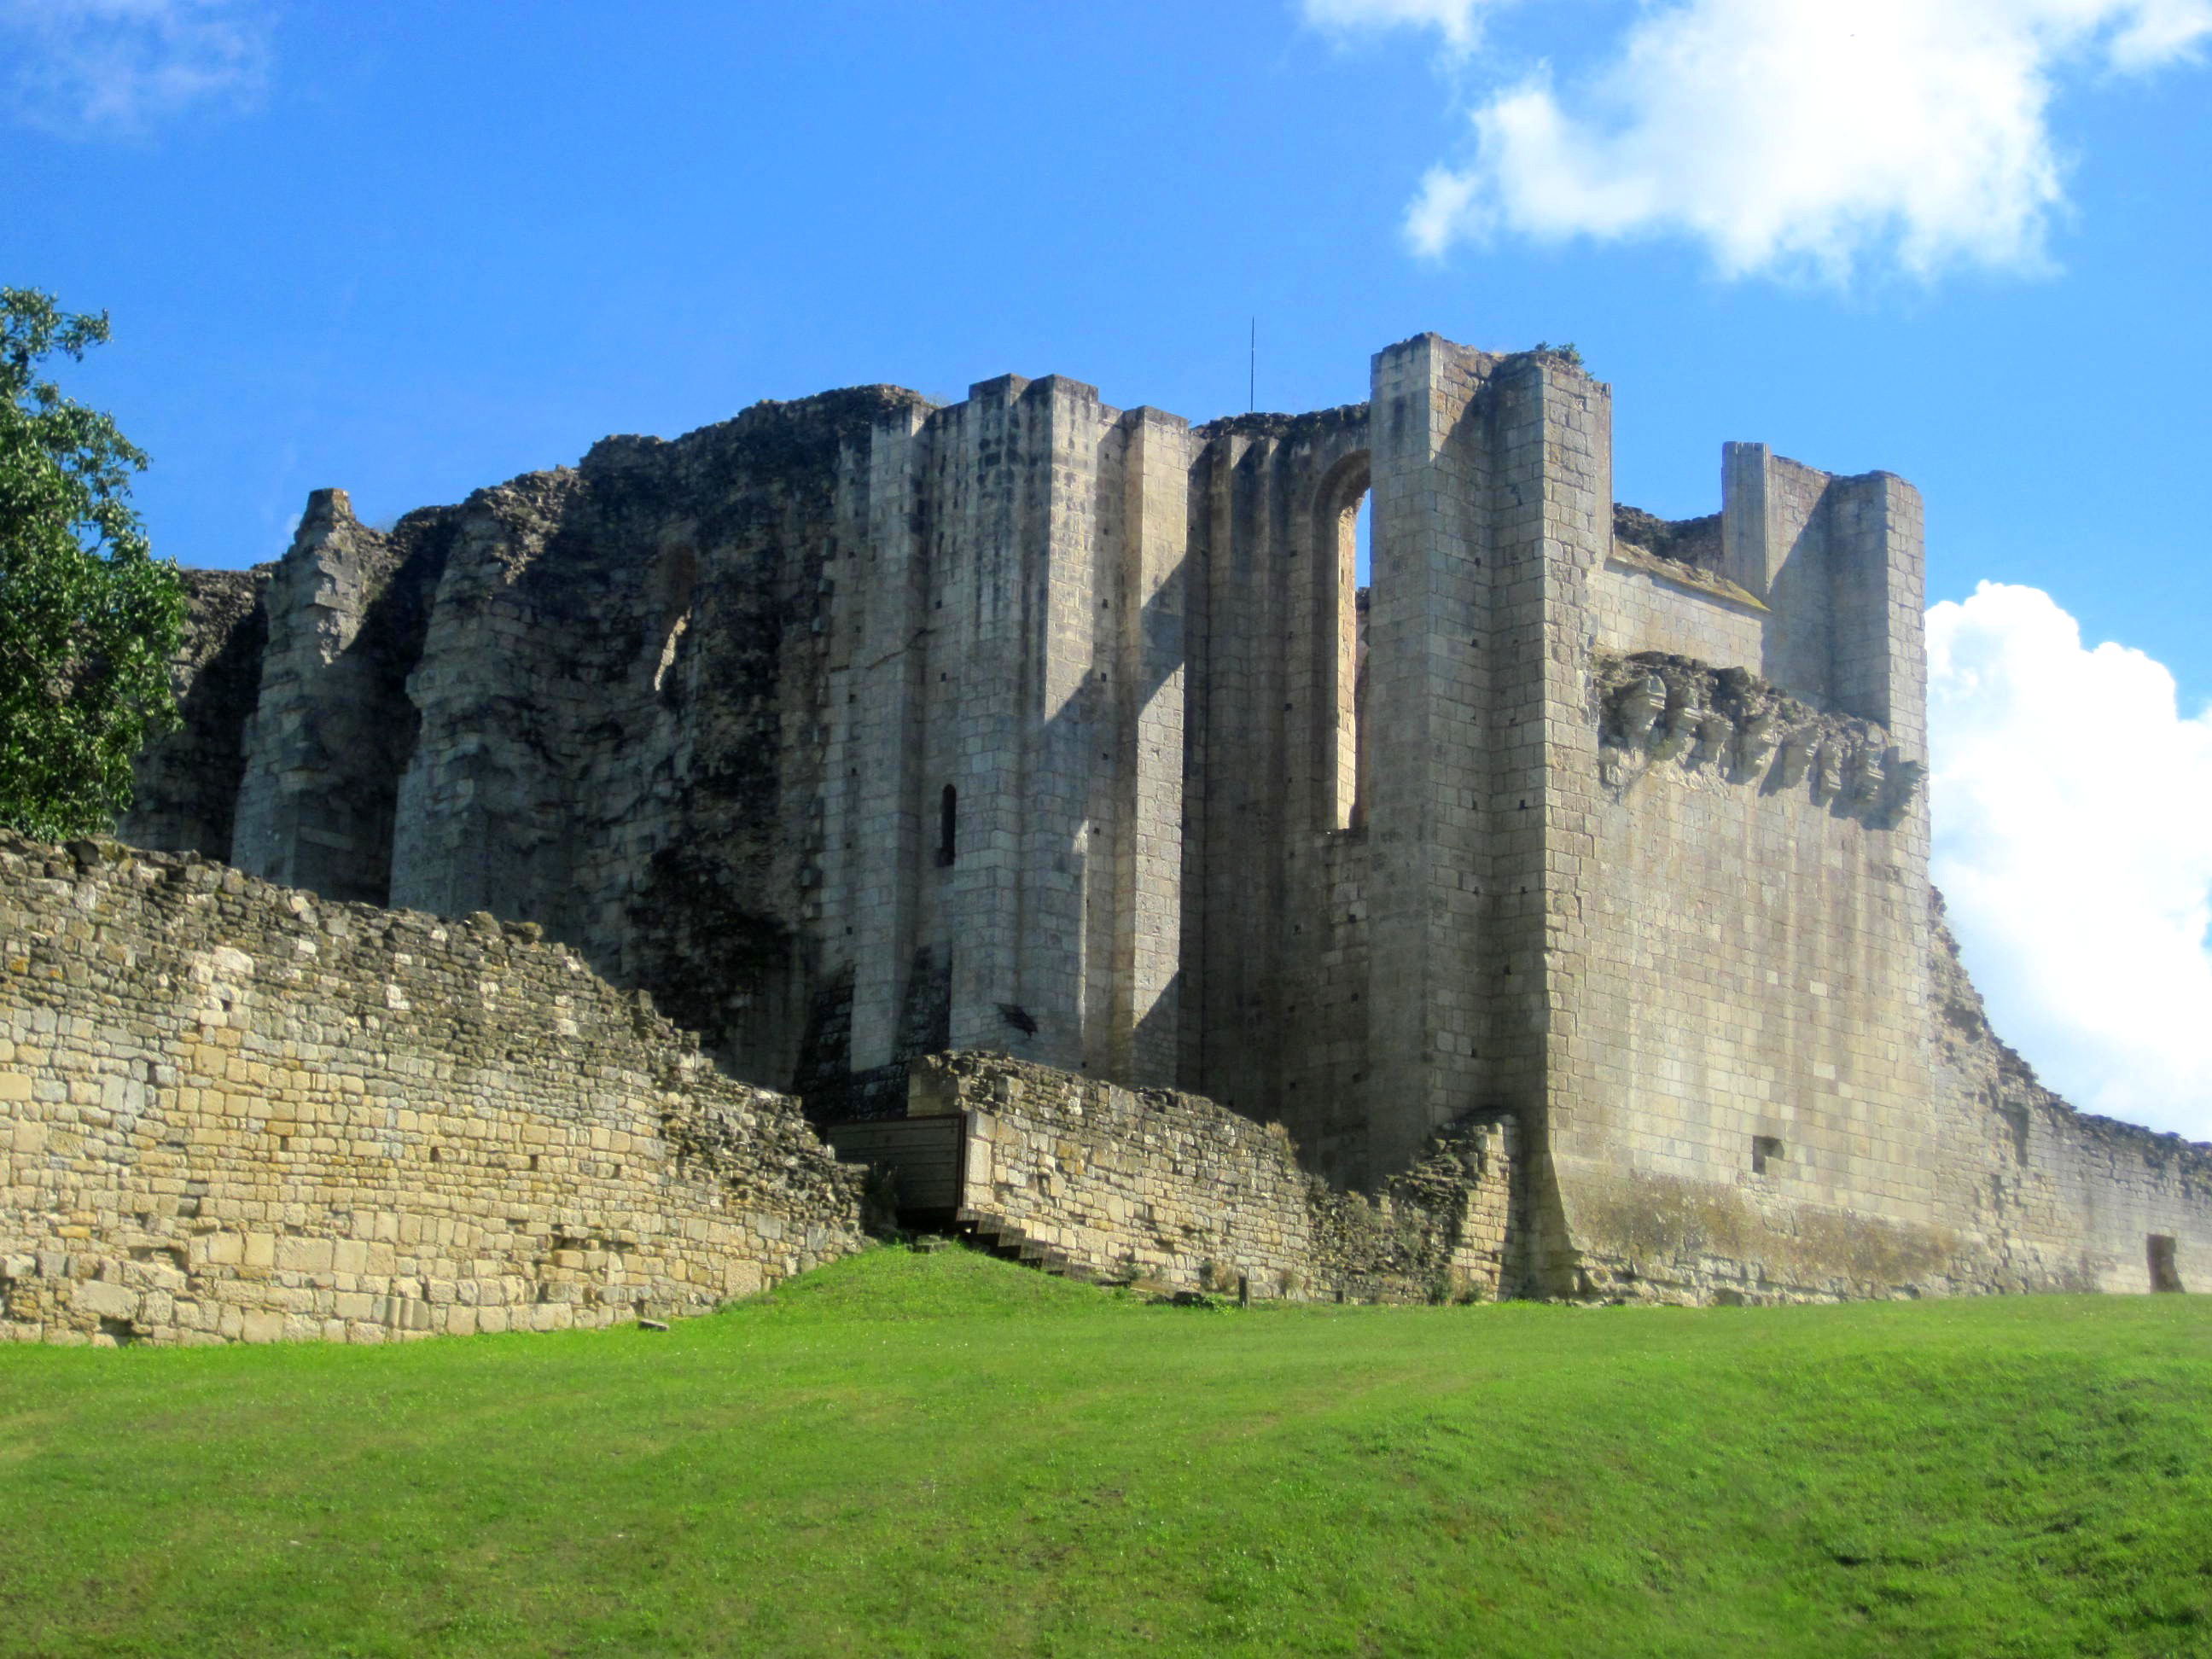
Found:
[950,1208,1102,1284]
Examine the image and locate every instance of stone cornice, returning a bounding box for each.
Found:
[1594,649,1925,824]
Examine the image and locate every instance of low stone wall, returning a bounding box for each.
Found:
[1924,903,2212,1296]
[1551,1104,2212,1307]
[1,833,865,1347]
[908,1052,1513,1302]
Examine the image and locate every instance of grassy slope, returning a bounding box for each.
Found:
[1,1246,2208,1658]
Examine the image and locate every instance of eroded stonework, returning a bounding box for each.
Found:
[54,330,2210,1318]
[0,833,862,1346]
[884,1051,1516,1304]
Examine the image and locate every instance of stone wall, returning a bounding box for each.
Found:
[1589,544,1767,668]
[123,564,271,864]
[1925,899,2212,1295]
[1544,651,2212,1303]
[908,1051,1514,1303]
[1178,404,1376,1178]
[1574,650,1932,1238]
[1536,886,2212,1303]
[0,832,864,1347]
[1561,654,1964,1296]
[231,492,457,907]
[109,333,2212,1309]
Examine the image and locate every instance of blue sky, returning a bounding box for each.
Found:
[9,0,2212,1134]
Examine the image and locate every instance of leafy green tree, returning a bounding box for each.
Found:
[0,289,183,840]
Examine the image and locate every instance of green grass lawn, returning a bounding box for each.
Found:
[2,1245,2208,1658]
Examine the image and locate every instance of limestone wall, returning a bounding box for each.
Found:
[1559,652,1952,1299]
[825,377,1193,1088]
[1548,654,2212,1301]
[0,832,864,1347]
[1589,550,1767,667]
[122,564,271,864]
[910,1052,1513,1302]
[109,336,2212,1309]
[381,401,880,1090]
[1925,903,2212,1294]
[1178,404,1376,1178]
[232,492,454,906]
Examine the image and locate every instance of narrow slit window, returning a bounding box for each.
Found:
[937,784,957,867]
[1352,490,1371,830]
[1318,463,1372,832]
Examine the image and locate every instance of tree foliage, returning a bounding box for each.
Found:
[0,289,183,840]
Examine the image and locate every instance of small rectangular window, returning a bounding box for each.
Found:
[1751,1135,1784,1176]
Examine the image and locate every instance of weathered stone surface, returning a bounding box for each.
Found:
[122,563,271,863]
[908,1051,1512,1303]
[0,831,864,1346]
[1592,651,1921,822]
[84,332,2212,1314]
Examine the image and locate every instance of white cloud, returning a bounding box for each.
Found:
[1318,0,2212,280]
[1,0,272,138]
[2105,0,2212,65]
[1928,583,2212,1140]
[1301,0,1498,53]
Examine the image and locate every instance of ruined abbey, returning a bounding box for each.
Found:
[6,332,2209,1345]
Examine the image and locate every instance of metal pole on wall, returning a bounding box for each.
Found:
[1249,317,1255,412]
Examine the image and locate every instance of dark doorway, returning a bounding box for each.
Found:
[2148,1233,2183,1292]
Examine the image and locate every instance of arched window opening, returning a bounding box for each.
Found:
[937,784,958,867]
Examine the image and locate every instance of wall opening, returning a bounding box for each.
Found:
[1352,492,1371,830]
[1315,455,1372,832]
[649,544,699,700]
[2148,1233,2183,1292]
[1751,1135,1784,1175]
[937,784,957,867]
